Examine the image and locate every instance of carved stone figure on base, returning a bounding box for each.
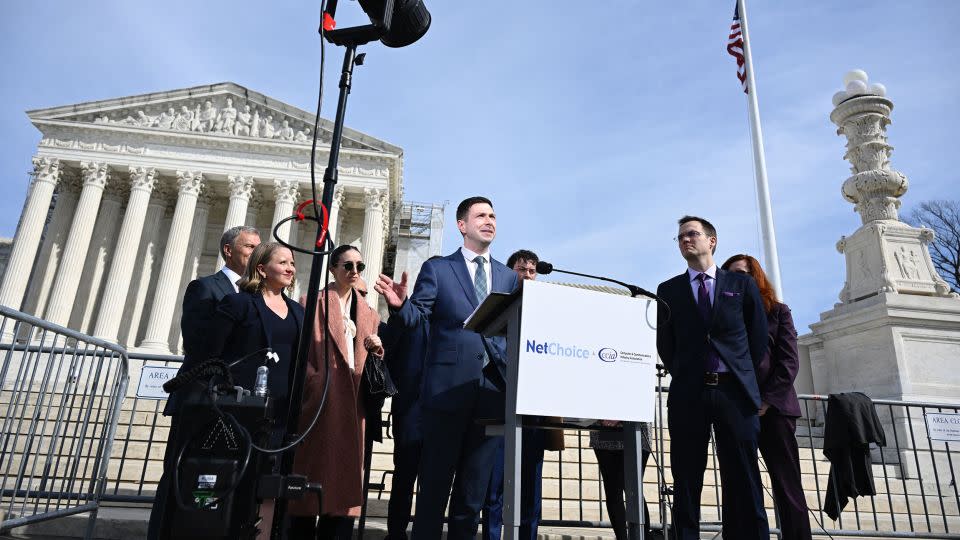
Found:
[261,115,276,139]
[135,111,156,127]
[250,108,261,138]
[278,120,295,141]
[199,100,217,132]
[174,106,193,131]
[190,103,202,132]
[295,129,310,142]
[235,104,253,136]
[895,246,921,280]
[216,98,237,134]
[157,107,176,130]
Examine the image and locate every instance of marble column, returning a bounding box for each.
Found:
[224,175,255,231]
[171,192,213,352]
[359,188,387,308]
[328,186,345,247]
[216,175,255,269]
[45,162,110,327]
[292,224,307,299]
[319,187,346,278]
[138,171,204,353]
[121,184,169,348]
[75,183,126,333]
[0,157,61,318]
[272,179,300,244]
[24,171,80,320]
[92,166,156,341]
[246,191,264,230]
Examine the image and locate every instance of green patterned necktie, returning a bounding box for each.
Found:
[473,255,489,367]
[473,255,488,303]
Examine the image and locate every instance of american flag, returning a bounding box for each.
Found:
[727,4,748,93]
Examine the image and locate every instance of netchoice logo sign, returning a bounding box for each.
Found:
[525,340,592,359]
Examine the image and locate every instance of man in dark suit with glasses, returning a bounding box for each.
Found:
[656,216,769,540]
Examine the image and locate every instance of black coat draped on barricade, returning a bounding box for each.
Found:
[823,392,887,520]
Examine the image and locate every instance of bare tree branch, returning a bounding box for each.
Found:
[904,200,960,291]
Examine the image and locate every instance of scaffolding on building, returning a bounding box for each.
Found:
[382,201,445,280]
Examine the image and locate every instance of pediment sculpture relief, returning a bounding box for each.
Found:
[86,95,328,145]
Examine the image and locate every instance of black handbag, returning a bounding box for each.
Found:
[363,353,398,397]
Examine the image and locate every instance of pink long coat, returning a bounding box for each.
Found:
[289,287,380,517]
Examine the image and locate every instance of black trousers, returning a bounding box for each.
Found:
[288,515,355,540]
[593,448,652,539]
[760,413,812,540]
[668,381,769,540]
[385,433,422,540]
[147,414,183,540]
[412,375,503,540]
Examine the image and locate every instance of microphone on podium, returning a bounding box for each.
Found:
[535,261,659,300]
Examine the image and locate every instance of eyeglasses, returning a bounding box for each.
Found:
[674,230,705,242]
[356,289,368,297]
[337,261,366,273]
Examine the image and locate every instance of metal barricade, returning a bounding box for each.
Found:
[0,305,129,539]
[7,317,958,539]
[97,382,960,538]
[530,390,960,539]
[99,352,182,504]
[792,394,960,539]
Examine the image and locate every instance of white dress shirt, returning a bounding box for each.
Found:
[460,246,492,296]
[337,292,357,371]
[221,266,242,293]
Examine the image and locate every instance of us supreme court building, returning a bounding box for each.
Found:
[0,82,444,352]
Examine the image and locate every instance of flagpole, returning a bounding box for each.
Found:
[738,0,784,300]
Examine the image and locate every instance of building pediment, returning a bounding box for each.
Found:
[26,82,400,155]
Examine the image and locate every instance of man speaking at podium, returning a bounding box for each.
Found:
[655,216,769,539]
[375,196,518,539]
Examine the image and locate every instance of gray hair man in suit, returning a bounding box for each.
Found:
[148,225,260,540]
[179,225,261,358]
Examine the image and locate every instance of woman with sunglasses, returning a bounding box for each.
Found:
[288,244,384,540]
[721,254,812,540]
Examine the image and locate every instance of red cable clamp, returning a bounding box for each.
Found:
[322,13,336,32]
[295,199,330,248]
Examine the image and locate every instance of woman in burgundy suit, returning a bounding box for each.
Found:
[722,254,812,540]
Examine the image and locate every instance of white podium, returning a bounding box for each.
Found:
[467,280,657,540]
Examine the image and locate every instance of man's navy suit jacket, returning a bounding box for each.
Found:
[394,249,518,414]
[180,271,235,360]
[381,314,429,443]
[164,271,235,416]
[655,268,768,409]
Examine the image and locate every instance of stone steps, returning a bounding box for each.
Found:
[361,417,960,535]
[6,398,958,538]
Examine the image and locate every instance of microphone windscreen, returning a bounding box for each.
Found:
[535,261,553,274]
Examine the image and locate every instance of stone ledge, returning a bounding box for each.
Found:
[3,506,635,540]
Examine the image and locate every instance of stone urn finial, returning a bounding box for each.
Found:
[830,69,908,224]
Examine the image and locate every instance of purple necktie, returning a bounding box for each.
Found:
[697,273,721,372]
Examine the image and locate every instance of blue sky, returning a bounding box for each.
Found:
[1,1,957,332]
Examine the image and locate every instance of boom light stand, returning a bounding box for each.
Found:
[270,1,430,537]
